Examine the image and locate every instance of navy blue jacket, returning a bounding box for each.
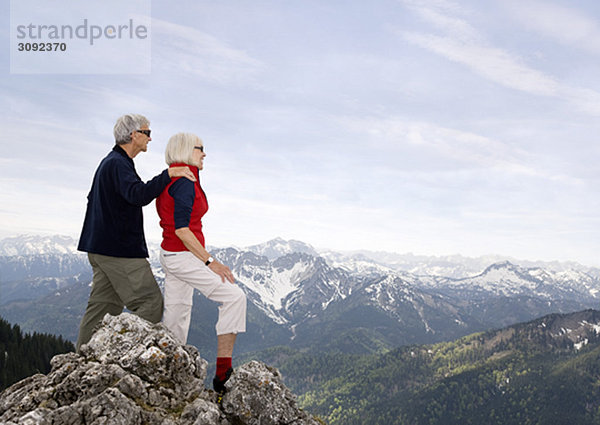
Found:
[78,145,170,258]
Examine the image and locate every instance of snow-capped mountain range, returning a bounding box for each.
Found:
[423,261,600,301]
[214,249,352,326]
[1,235,599,353]
[0,235,80,256]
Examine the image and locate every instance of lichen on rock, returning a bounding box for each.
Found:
[0,313,322,424]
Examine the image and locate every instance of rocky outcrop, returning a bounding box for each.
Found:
[0,313,322,425]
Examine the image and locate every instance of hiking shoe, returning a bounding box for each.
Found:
[213,367,233,394]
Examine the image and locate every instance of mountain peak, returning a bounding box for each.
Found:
[244,237,319,260]
[479,260,522,275]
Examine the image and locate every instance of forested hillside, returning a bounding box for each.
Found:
[251,310,600,425]
[0,316,74,391]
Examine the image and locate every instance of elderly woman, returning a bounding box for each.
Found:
[156,133,246,393]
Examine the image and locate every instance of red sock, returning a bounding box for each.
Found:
[216,357,232,381]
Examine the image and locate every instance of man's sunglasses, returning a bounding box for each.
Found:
[194,146,204,152]
[136,129,151,137]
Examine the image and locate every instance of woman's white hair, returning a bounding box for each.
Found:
[165,132,202,166]
[113,114,150,145]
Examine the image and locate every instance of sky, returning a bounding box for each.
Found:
[1,0,599,266]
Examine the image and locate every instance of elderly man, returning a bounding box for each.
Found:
[76,114,195,352]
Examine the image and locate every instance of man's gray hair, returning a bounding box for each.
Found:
[165,133,202,166]
[113,114,150,145]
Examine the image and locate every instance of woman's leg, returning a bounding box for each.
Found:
[160,251,194,344]
[217,333,237,358]
[208,283,247,338]
[161,251,247,337]
[159,249,247,392]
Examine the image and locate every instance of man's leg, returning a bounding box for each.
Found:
[119,258,163,323]
[76,253,124,352]
[89,254,164,323]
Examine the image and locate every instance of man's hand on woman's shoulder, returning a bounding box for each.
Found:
[168,166,196,181]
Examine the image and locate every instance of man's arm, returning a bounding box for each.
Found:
[168,166,196,181]
[113,162,196,207]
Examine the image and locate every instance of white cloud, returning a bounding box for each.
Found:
[0,178,84,240]
[401,0,479,42]
[338,115,528,170]
[151,18,263,84]
[560,86,600,116]
[402,32,560,96]
[505,0,600,54]
[397,1,600,116]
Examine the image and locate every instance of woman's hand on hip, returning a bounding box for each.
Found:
[208,261,235,283]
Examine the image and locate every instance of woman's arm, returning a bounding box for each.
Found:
[174,227,235,283]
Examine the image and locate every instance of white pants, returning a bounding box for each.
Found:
[159,249,247,344]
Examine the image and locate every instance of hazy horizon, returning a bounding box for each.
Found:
[1,232,598,269]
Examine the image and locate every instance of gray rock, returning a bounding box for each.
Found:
[180,397,223,424]
[222,361,322,425]
[0,313,322,424]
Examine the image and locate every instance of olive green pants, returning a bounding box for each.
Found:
[76,253,164,352]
